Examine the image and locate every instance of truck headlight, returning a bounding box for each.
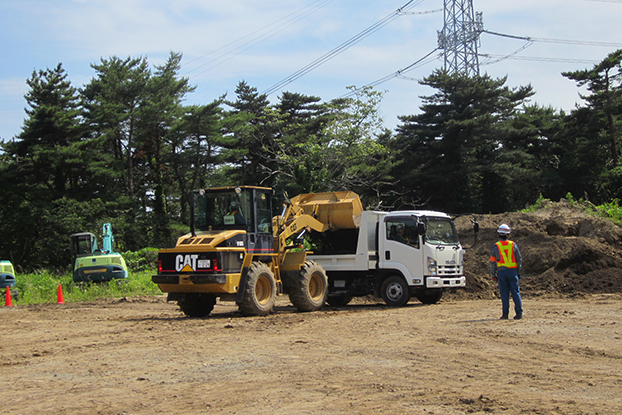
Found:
[427,257,437,275]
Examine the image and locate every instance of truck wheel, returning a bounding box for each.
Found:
[326,295,352,307]
[416,289,443,304]
[287,260,328,312]
[381,276,410,307]
[238,262,277,317]
[178,293,217,317]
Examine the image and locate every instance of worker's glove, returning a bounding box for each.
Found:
[491,272,498,282]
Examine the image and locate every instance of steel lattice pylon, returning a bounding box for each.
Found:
[437,0,483,77]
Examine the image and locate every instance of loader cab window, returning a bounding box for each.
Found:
[386,218,420,249]
[423,217,459,245]
[193,189,254,231]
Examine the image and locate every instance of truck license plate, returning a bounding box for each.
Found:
[198,259,211,269]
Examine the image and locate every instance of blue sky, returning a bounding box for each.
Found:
[1,0,621,141]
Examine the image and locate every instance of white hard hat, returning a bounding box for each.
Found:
[498,224,511,235]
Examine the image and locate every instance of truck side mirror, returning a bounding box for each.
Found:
[417,222,426,235]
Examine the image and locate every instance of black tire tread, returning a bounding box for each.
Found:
[286,260,328,312]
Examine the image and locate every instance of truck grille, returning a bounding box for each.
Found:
[438,265,462,276]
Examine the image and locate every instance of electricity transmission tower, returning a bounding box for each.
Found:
[437,0,483,77]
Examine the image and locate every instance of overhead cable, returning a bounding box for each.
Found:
[341,48,440,98]
[183,0,335,77]
[480,54,600,65]
[261,0,424,96]
[483,30,622,48]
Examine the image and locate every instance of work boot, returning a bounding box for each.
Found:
[514,314,523,320]
[500,314,509,320]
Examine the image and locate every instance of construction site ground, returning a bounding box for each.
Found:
[2,199,622,414]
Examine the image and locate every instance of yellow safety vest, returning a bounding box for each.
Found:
[492,240,518,269]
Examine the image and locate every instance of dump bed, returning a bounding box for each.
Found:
[308,211,383,272]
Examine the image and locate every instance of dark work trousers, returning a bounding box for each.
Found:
[497,267,522,317]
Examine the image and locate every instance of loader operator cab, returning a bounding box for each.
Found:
[191,186,274,255]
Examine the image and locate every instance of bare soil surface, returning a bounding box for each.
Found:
[2,294,622,415]
[2,200,622,414]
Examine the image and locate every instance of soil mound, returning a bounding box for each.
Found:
[454,199,622,298]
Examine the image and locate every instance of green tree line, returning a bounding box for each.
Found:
[1,50,621,270]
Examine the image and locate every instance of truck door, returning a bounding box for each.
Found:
[379,217,424,284]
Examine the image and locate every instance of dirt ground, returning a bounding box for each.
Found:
[2,199,622,414]
[1,294,622,415]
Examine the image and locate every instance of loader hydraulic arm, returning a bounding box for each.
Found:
[273,202,329,256]
[272,191,364,256]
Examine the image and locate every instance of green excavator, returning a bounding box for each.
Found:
[70,223,128,283]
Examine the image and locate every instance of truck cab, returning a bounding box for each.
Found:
[379,211,465,303]
[308,209,469,307]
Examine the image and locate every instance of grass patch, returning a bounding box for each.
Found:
[10,269,161,306]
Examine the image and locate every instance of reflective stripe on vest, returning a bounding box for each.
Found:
[495,241,517,268]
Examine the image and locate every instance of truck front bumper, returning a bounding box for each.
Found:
[425,276,466,289]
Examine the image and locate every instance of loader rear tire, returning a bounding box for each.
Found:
[178,293,217,317]
[238,262,276,317]
[380,275,410,307]
[287,260,328,312]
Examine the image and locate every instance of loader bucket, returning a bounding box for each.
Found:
[289,191,363,230]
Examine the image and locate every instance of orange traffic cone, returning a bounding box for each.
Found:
[57,283,65,305]
[5,286,13,307]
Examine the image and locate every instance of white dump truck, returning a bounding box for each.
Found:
[295,192,477,307]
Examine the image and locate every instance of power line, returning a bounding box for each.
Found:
[183,0,335,78]
[483,30,622,48]
[480,54,600,65]
[342,48,440,97]
[261,0,424,96]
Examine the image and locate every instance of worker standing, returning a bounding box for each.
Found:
[490,224,523,320]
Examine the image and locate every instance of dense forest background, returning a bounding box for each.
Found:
[1,49,621,270]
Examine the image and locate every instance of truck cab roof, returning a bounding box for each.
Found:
[376,210,451,219]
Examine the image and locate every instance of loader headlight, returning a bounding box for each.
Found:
[427,257,437,275]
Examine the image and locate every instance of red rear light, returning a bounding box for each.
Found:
[213,258,221,272]
[158,260,162,273]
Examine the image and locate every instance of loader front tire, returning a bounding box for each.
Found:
[238,262,276,317]
[178,293,217,317]
[287,260,328,312]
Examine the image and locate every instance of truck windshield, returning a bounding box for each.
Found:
[193,190,253,231]
[424,217,459,245]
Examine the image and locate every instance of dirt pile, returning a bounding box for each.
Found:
[454,199,622,298]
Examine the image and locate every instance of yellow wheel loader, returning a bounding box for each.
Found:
[152,186,362,317]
